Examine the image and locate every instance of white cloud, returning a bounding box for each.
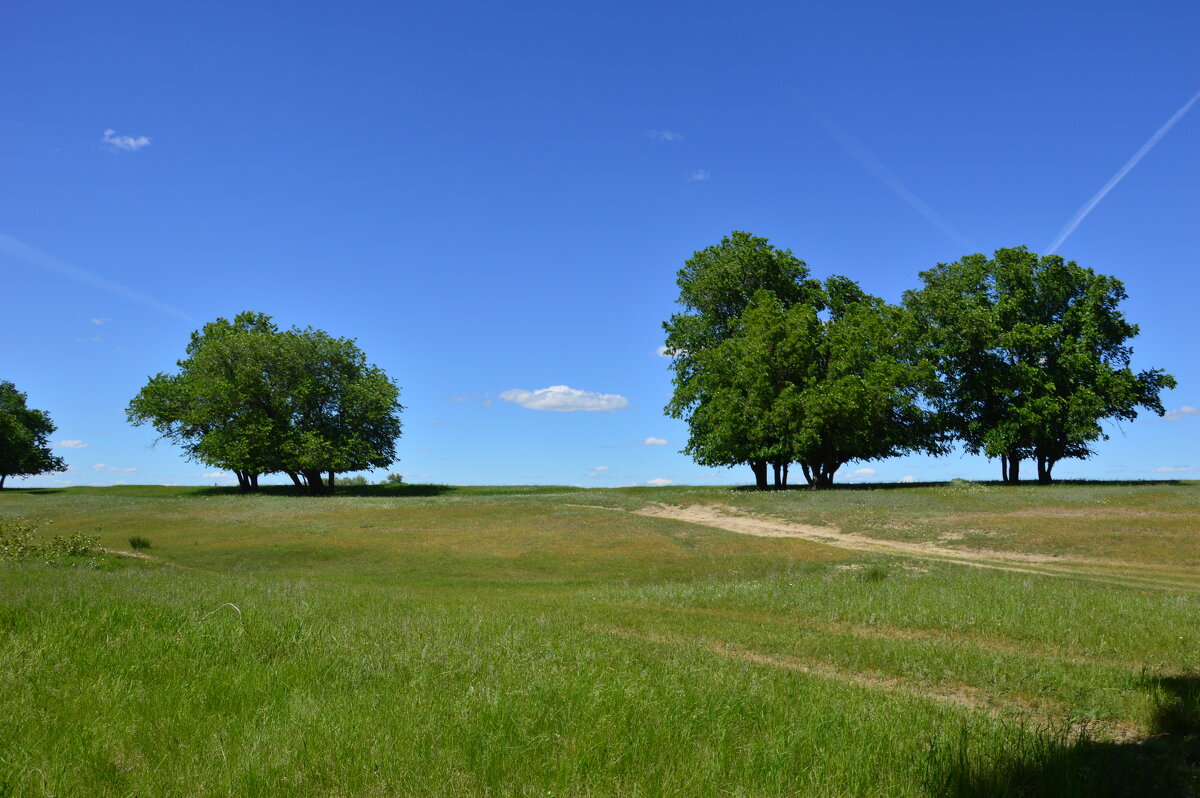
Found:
[103,129,151,152]
[1165,406,1199,422]
[900,475,916,483]
[647,129,683,142]
[644,437,668,446]
[1154,466,1196,474]
[56,440,88,449]
[687,169,711,182]
[499,385,630,412]
[588,465,610,478]
[89,317,111,326]
[656,345,679,358]
[594,465,609,471]
[204,472,231,478]
[92,463,137,474]
[851,468,877,477]
[646,478,673,487]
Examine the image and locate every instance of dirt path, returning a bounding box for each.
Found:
[634,502,1194,589]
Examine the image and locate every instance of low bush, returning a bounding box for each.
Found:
[0,516,99,561]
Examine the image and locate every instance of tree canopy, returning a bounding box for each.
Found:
[0,381,67,489]
[127,312,403,494]
[903,247,1175,483]
[665,233,944,488]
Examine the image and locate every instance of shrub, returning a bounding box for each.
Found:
[383,473,405,485]
[129,535,152,551]
[0,516,99,561]
[338,475,369,487]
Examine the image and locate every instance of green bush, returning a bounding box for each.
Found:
[129,535,152,551]
[0,516,99,561]
[383,472,405,485]
[338,475,369,487]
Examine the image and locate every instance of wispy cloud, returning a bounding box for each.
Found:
[1154,466,1196,474]
[102,129,151,152]
[588,465,610,478]
[900,475,916,483]
[687,169,711,182]
[0,234,193,322]
[89,317,111,326]
[499,385,630,412]
[55,440,88,449]
[805,104,971,249]
[643,437,668,446]
[1047,88,1200,254]
[1164,406,1199,422]
[646,478,673,486]
[92,463,137,474]
[647,129,683,142]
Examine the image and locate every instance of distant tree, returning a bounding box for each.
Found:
[0,381,67,489]
[128,312,403,495]
[382,472,405,485]
[904,247,1175,483]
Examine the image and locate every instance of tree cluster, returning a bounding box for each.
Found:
[127,312,403,495]
[664,233,1174,488]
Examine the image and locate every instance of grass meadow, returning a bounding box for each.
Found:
[1,481,1198,796]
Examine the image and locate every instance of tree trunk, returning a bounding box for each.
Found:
[782,463,789,488]
[302,470,326,496]
[250,473,259,490]
[1007,454,1021,484]
[327,471,336,495]
[0,474,6,489]
[772,462,782,489]
[1000,454,1009,483]
[800,463,813,487]
[1037,456,1054,484]
[286,471,304,489]
[749,460,768,490]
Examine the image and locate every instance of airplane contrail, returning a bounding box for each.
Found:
[805,104,973,250]
[1047,88,1200,254]
[0,233,195,323]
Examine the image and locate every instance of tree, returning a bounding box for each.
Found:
[665,232,944,488]
[128,312,403,495]
[904,247,1175,483]
[0,381,67,489]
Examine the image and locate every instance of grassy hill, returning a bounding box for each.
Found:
[1,481,1197,795]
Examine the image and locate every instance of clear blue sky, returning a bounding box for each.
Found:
[4,0,1197,488]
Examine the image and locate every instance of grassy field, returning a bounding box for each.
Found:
[1,480,1197,796]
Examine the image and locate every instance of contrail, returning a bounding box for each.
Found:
[806,104,973,250]
[1047,88,1200,254]
[0,233,195,323]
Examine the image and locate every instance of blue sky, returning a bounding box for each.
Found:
[3,0,1197,488]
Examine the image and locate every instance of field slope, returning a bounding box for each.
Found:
[1,481,1198,796]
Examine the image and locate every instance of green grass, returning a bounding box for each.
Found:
[1,482,1197,795]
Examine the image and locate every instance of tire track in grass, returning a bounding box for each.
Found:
[603,626,1143,742]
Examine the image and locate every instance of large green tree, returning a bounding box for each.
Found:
[904,247,1175,483]
[0,381,67,489]
[665,233,943,488]
[128,312,403,495]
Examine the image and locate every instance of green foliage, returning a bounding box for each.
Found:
[0,381,67,488]
[382,472,405,485]
[0,516,98,561]
[128,535,151,550]
[905,247,1175,483]
[665,233,943,488]
[127,312,403,495]
[337,475,369,486]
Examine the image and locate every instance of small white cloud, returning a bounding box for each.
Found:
[204,471,231,478]
[92,463,137,474]
[656,345,681,358]
[89,317,111,326]
[644,437,668,446]
[499,385,630,412]
[1154,466,1196,474]
[56,440,88,449]
[594,465,609,471]
[647,129,683,142]
[851,468,877,477]
[1165,406,1199,422]
[900,475,916,483]
[103,129,151,152]
[646,478,673,487]
[687,169,711,182]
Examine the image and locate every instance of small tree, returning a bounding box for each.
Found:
[0,381,67,489]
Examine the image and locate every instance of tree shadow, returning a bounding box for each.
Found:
[730,478,1190,493]
[924,673,1200,797]
[193,483,458,498]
